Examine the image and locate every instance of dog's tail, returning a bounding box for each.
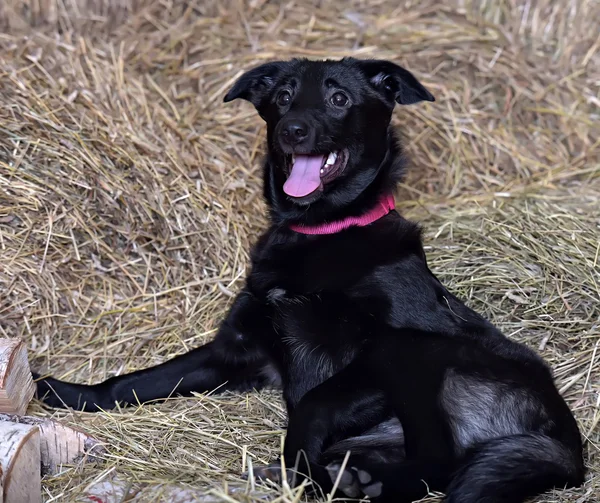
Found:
[445,433,585,503]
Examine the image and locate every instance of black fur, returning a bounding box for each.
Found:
[35,58,584,503]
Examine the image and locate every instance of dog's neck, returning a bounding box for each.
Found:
[289,192,396,235]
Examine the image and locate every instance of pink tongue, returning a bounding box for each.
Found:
[283,155,325,197]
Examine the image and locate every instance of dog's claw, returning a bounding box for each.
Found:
[326,462,382,499]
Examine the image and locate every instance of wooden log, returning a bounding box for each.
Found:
[0,421,41,503]
[0,415,104,475]
[0,339,35,415]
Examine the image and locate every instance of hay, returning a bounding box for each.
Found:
[0,0,598,501]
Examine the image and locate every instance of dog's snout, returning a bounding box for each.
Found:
[280,119,310,146]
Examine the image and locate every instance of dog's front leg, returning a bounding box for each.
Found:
[253,357,389,496]
[283,359,388,467]
[35,290,279,411]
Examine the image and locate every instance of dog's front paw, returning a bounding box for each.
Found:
[33,374,73,409]
[33,374,61,407]
[326,462,382,499]
[248,463,295,485]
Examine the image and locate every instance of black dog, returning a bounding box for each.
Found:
[35,58,584,503]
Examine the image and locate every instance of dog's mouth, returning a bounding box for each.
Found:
[282,149,349,200]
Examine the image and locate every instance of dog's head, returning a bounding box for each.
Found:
[224,58,434,223]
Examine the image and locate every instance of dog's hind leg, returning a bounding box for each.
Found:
[324,432,584,503]
[251,357,392,498]
[323,398,456,502]
[444,433,585,503]
[283,357,390,467]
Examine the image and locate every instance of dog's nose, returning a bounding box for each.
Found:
[280,120,309,145]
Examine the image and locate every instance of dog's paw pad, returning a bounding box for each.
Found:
[362,481,382,498]
[326,463,360,497]
[327,463,371,498]
[356,469,372,484]
[326,463,383,499]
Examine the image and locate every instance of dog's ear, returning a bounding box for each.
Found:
[223,61,288,107]
[358,60,435,105]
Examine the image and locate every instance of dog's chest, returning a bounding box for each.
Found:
[248,231,384,405]
[264,286,368,406]
[265,285,370,339]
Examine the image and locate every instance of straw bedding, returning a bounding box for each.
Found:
[0,1,598,501]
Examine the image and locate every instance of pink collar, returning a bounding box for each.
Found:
[289,193,396,235]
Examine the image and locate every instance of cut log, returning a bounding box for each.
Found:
[0,421,41,503]
[0,415,104,475]
[0,339,35,415]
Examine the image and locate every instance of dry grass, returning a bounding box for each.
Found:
[0,0,598,501]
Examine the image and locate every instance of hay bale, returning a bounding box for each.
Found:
[0,0,598,502]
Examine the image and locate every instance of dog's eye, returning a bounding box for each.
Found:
[277,91,291,106]
[382,76,396,92]
[330,92,349,107]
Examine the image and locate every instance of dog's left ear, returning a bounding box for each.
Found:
[223,61,288,108]
[358,60,435,105]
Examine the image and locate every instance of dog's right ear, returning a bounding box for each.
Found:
[357,59,435,105]
[223,61,288,108]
